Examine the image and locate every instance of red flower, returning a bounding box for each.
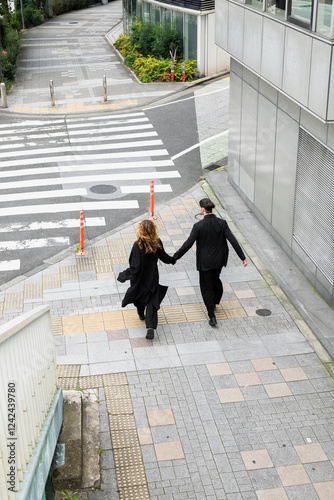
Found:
[2,50,7,57]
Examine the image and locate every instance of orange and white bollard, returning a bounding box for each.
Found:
[147,180,157,220]
[76,210,87,256]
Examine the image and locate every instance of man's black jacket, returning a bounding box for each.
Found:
[173,214,246,271]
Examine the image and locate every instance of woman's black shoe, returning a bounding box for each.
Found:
[146,328,154,340]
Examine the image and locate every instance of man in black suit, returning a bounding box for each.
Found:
[173,198,248,326]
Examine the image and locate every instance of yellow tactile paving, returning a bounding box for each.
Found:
[118,485,150,500]
[76,256,95,272]
[42,273,61,290]
[13,100,139,113]
[92,246,110,259]
[57,377,79,390]
[52,317,63,336]
[4,292,24,311]
[102,372,128,386]
[58,299,248,335]
[60,265,78,281]
[103,311,126,330]
[82,313,104,333]
[57,365,80,378]
[79,375,103,389]
[162,305,188,323]
[123,310,145,328]
[62,315,84,335]
[95,260,114,274]
[24,283,43,299]
[109,414,137,431]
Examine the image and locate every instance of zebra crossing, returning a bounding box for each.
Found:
[0,111,180,274]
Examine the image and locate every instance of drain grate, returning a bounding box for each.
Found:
[256,309,272,317]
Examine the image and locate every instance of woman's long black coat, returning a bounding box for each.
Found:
[117,240,175,310]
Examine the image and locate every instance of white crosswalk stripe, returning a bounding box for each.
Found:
[0,111,180,274]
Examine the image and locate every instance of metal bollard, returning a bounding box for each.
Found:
[103,75,107,102]
[49,79,55,106]
[0,83,7,108]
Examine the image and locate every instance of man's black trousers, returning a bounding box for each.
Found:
[199,268,224,318]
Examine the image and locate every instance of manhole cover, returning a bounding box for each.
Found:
[89,185,117,194]
[255,309,272,317]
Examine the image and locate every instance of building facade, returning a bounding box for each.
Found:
[123,0,230,75]
[215,0,334,306]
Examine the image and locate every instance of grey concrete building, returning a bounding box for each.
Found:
[215,0,334,307]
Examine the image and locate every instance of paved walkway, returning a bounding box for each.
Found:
[5,1,187,114]
[2,170,334,500]
[2,5,334,499]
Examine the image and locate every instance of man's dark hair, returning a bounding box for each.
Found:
[199,198,215,213]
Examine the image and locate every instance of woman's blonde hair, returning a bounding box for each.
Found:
[136,220,161,254]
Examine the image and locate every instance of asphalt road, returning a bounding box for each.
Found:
[0,91,202,286]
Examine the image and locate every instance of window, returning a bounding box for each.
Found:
[266,0,286,19]
[316,0,333,36]
[184,13,197,60]
[288,0,313,28]
[247,0,264,11]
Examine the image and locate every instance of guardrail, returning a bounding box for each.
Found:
[0,305,58,499]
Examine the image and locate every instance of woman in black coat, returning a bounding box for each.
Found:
[117,220,175,340]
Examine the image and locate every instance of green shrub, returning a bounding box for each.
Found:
[23,7,44,27]
[0,24,21,87]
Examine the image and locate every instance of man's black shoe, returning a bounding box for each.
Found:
[146,328,155,340]
[209,316,217,327]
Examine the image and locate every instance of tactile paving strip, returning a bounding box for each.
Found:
[79,375,103,389]
[109,414,137,431]
[57,364,80,378]
[60,265,78,281]
[76,256,95,271]
[95,259,114,274]
[102,373,128,386]
[223,300,247,319]
[4,292,24,310]
[105,385,131,399]
[42,274,61,290]
[92,246,110,259]
[162,305,188,323]
[24,283,43,299]
[57,377,79,390]
[183,303,207,322]
[51,317,63,335]
[110,429,139,449]
[123,310,145,328]
[105,396,134,415]
[118,485,150,500]
[115,464,147,488]
[103,311,125,330]
[114,446,144,469]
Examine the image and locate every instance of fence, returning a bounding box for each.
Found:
[0,305,59,500]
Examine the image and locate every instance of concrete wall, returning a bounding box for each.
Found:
[228,60,334,306]
[215,0,334,121]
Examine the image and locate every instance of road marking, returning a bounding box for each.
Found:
[0,149,170,168]
[69,131,158,143]
[65,117,149,129]
[0,188,87,203]
[0,238,70,251]
[121,185,172,193]
[0,160,175,180]
[0,218,106,232]
[0,171,181,191]
[144,86,230,111]
[0,139,163,159]
[171,131,229,161]
[66,112,145,121]
[0,260,21,271]
[0,200,139,217]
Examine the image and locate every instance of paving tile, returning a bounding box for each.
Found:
[138,428,153,445]
[294,443,328,463]
[314,481,334,500]
[130,338,153,348]
[251,358,278,371]
[280,367,308,382]
[207,363,232,376]
[255,487,288,500]
[217,388,244,403]
[147,409,175,427]
[235,372,262,387]
[154,441,184,461]
[241,449,273,470]
[304,461,334,482]
[264,383,292,398]
[176,287,196,296]
[276,464,311,486]
[107,329,129,341]
[235,290,256,299]
[62,315,84,335]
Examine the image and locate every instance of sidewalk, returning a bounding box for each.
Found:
[4,1,187,114]
[1,170,334,500]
